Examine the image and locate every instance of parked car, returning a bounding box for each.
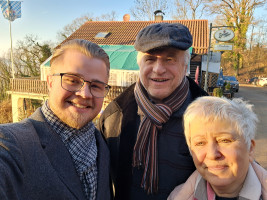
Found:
[258,77,267,87]
[216,76,239,92]
[248,77,258,85]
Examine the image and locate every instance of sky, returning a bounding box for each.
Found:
[0,0,138,56]
[0,0,266,57]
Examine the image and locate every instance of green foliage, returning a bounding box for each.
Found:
[225,82,231,90]
[213,87,223,97]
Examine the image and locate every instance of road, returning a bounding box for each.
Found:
[235,84,267,169]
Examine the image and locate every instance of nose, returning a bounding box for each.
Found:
[153,59,166,74]
[206,142,222,160]
[75,82,93,98]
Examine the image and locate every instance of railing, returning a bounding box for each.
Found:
[9,78,129,100]
[106,86,128,100]
[10,78,49,94]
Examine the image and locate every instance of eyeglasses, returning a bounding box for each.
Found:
[52,73,111,98]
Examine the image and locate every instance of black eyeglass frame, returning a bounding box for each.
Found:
[52,73,111,98]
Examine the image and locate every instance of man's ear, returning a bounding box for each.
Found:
[249,139,256,163]
[47,74,53,92]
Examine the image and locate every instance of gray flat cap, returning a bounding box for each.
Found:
[134,23,192,52]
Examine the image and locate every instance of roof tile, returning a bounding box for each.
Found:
[59,20,208,54]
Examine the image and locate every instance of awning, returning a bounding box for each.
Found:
[41,45,139,71]
[100,45,139,70]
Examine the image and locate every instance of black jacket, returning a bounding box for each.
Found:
[98,77,208,200]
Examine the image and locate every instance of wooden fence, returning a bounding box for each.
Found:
[10,78,128,102]
[10,78,49,94]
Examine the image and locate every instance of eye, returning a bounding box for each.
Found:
[63,76,81,85]
[91,82,105,90]
[166,57,174,61]
[145,56,156,62]
[194,141,206,146]
[218,139,232,143]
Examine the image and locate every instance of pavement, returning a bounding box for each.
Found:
[237,84,267,169]
[239,83,259,87]
[254,138,267,169]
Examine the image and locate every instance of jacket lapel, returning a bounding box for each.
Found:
[95,129,111,200]
[29,108,86,200]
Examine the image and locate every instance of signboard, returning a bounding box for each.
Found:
[202,52,221,73]
[214,29,235,42]
[214,44,233,51]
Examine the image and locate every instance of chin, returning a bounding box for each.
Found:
[62,114,91,129]
[66,120,88,129]
[206,175,235,187]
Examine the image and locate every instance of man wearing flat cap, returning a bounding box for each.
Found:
[98,23,208,200]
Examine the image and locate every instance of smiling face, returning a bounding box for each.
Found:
[189,118,255,197]
[138,47,187,102]
[47,49,108,129]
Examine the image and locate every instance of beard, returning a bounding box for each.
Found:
[59,111,90,129]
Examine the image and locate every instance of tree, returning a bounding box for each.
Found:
[99,11,118,21]
[57,11,118,42]
[130,0,170,20]
[57,13,95,42]
[173,0,208,19]
[250,20,267,48]
[207,0,266,75]
[14,35,52,77]
[0,56,12,100]
[0,35,52,100]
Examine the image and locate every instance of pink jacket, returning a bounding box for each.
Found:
[168,162,267,200]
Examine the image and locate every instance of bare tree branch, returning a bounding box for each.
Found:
[130,0,169,21]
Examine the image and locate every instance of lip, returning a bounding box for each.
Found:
[67,101,92,110]
[150,78,169,86]
[207,165,228,171]
[151,78,169,82]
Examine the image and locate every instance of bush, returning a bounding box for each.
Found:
[213,88,223,97]
[225,82,231,91]
[0,98,13,124]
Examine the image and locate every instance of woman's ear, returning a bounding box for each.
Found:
[249,139,256,163]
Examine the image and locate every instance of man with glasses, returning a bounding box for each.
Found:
[0,39,111,200]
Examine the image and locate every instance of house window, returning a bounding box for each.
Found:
[94,32,111,39]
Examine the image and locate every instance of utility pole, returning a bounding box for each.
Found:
[7,0,15,78]
[204,23,212,92]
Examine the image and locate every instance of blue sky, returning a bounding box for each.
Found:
[0,0,137,56]
[0,0,265,56]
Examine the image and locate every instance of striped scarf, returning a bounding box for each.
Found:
[133,77,189,194]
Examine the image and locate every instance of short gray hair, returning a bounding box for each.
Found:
[183,96,258,150]
[50,39,110,76]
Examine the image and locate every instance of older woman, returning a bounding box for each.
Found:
[168,96,267,200]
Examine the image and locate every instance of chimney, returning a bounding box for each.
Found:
[123,14,130,22]
[154,10,165,21]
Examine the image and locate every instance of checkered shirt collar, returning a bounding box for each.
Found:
[41,100,95,141]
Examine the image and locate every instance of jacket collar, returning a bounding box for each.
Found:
[29,108,86,200]
[194,164,262,200]
[29,108,110,200]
